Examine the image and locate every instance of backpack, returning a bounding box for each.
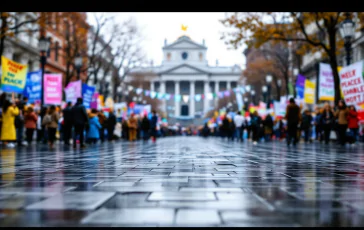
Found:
[42,114,52,126]
[251,116,258,127]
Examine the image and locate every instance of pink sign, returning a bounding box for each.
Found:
[44,73,62,105]
[64,80,82,105]
[90,92,99,109]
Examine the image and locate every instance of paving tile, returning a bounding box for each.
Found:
[81,208,175,224]
[175,209,221,225]
[148,191,216,201]
[25,192,115,210]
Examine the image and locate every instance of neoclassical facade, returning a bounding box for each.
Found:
[127,35,242,124]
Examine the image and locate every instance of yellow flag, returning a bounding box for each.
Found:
[304,80,315,104]
[181,24,188,32]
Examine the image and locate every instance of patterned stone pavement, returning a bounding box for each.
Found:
[1,136,364,227]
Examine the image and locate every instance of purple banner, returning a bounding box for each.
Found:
[296,74,306,99]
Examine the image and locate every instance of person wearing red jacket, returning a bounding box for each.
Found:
[347,105,359,144]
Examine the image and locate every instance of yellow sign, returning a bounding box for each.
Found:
[337,66,345,98]
[181,24,188,32]
[98,95,105,107]
[1,56,28,93]
[304,80,315,104]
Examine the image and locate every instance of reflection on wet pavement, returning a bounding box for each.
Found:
[1,136,364,226]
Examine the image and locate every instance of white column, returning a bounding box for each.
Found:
[19,53,29,65]
[215,81,219,106]
[160,80,166,113]
[227,81,231,90]
[174,81,180,117]
[32,60,40,72]
[189,81,195,117]
[203,81,209,114]
[150,81,155,91]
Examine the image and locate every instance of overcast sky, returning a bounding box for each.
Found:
[87,13,246,68]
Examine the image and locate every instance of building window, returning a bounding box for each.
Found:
[199,52,203,61]
[55,42,59,61]
[47,38,52,58]
[167,53,171,61]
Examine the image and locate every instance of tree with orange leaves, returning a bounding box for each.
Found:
[221,12,364,104]
[0,12,56,66]
[244,41,297,100]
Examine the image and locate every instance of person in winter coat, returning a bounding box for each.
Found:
[263,114,274,142]
[24,106,38,145]
[140,115,150,141]
[228,116,235,141]
[1,100,19,148]
[98,111,107,142]
[285,98,301,147]
[314,108,323,142]
[15,97,28,146]
[150,110,158,142]
[251,111,262,145]
[71,98,89,148]
[202,123,210,138]
[106,110,117,141]
[334,100,349,146]
[221,116,230,139]
[301,109,313,143]
[347,105,359,144]
[320,103,334,145]
[62,102,73,145]
[87,109,102,144]
[122,120,129,141]
[43,105,60,149]
[127,113,138,141]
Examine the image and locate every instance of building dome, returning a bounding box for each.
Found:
[176,35,191,41]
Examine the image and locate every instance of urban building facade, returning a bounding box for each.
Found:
[128,35,242,125]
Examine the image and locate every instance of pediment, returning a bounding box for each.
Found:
[159,64,209,75]
[166,41,205,50]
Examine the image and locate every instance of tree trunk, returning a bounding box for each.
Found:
[273,78,281,100]
[0,14,8,65]
[327,26,340,105]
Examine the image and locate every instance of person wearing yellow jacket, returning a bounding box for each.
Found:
[1,100,19,148]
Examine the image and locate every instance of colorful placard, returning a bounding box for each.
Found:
[1,56,28,93]
[44,73,62,105]
[23,70,42,103]
[339,60,364,111]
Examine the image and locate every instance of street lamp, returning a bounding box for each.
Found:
[75,53,83,80]
[38,35,50,108]
[339,12,356,66]
[251,90,256,105]
[262,85,268,103]
[245,85,251,92]
[266,75,273,108]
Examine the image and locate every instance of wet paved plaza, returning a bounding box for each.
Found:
[1,136,364,226]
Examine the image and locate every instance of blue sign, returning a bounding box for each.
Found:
[82,84,95,109]
[23,70,42,103]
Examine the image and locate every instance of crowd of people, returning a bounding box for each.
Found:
[0,96,160,149]
[200,98,363,147]
[1,94,363,149]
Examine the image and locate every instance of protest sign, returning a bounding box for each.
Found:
[44,73,62,105]
[304,80,315,104]
[82,84,95,109]
[23,70,42,103]
[296,74,305,99]
[1,56,28,93]
[318,63,335,101]
[64,80,82,105]
[339,60,364,110]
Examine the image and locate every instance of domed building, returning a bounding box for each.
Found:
[127,35,242,125]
